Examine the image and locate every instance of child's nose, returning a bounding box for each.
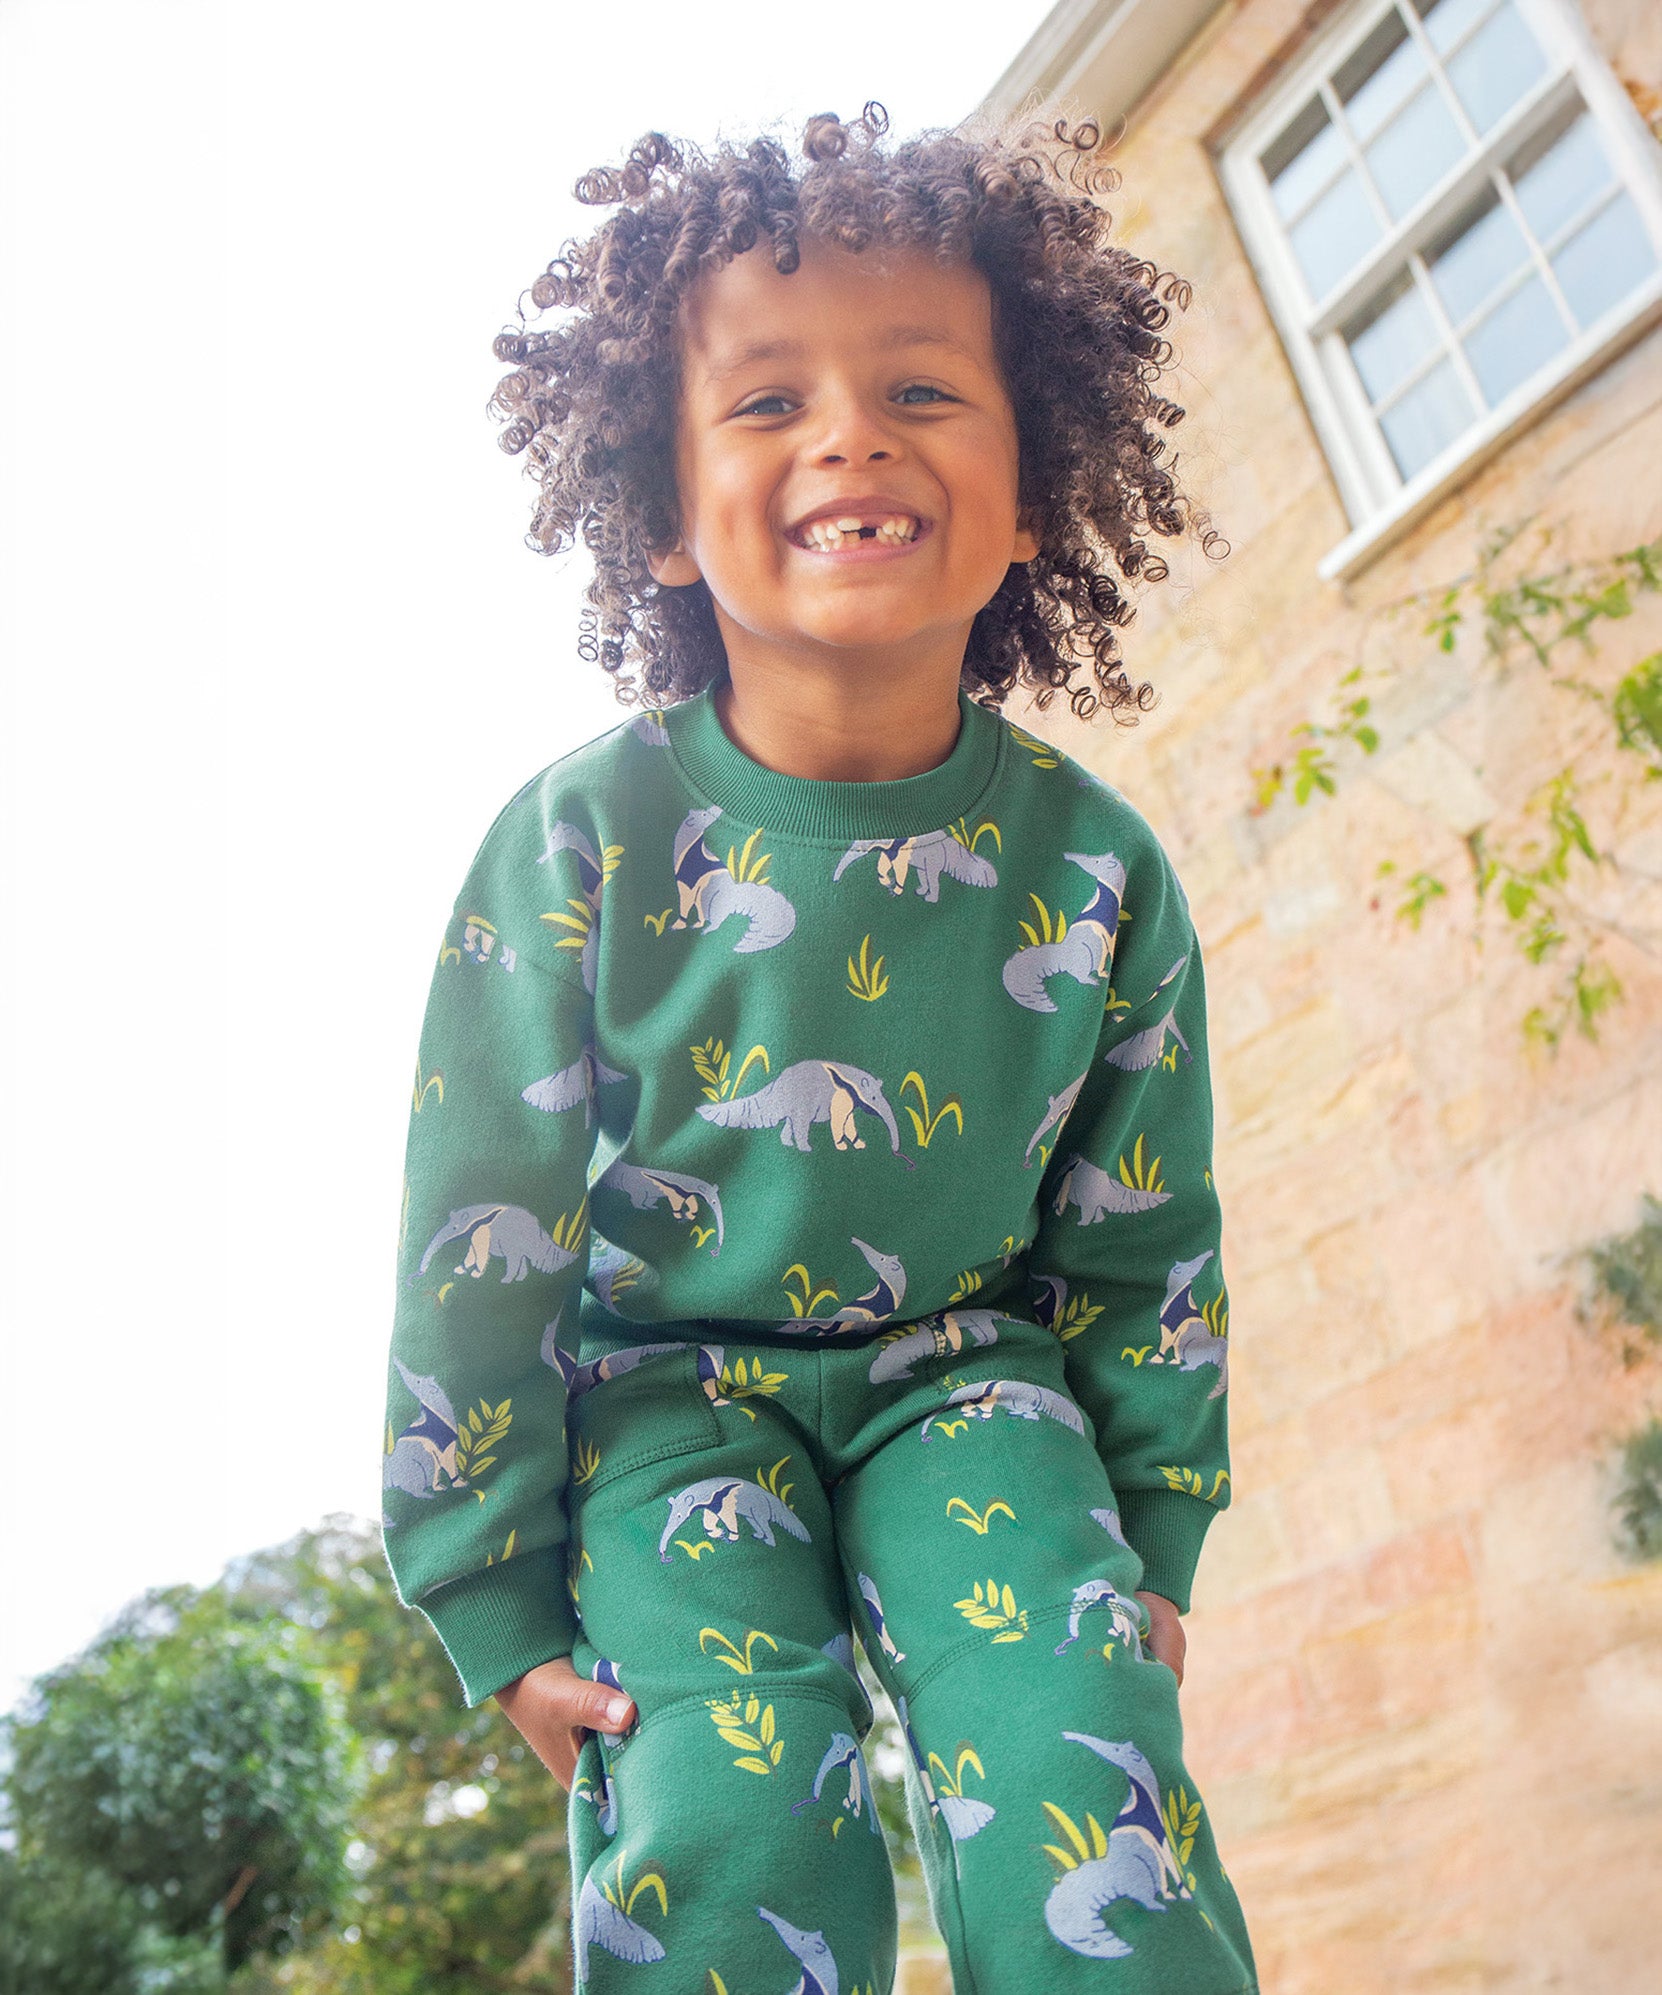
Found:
[807,391,899,466]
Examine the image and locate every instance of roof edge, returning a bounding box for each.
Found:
[980,0,1226,130]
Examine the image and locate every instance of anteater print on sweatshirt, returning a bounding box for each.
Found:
[382,678,1234,1715]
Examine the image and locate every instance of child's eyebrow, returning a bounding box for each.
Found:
[703,324,973,384]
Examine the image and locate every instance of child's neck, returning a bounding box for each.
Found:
[711,654,964,784]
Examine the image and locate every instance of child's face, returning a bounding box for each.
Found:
[648,232,1039,671]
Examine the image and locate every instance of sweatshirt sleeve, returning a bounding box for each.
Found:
[1025,840,1232,1615]
[380,784,601,1707]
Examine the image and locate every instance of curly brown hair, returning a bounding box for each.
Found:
[488,101,1221,722]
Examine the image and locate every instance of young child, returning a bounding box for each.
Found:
[381,102,1257,1994]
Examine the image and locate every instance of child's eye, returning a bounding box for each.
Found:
[896,384,953,405]
[734,394,794,418]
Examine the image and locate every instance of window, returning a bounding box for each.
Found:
[1217,0,1662,577]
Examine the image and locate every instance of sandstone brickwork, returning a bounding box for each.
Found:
[1004,4,1662,1987]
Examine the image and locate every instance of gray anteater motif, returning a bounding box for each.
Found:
[671,804,797,953]
[756,1906,839,1995]
[868,1308,1002,1382]
[574,1872,664,1983]
[417,1202,578,1283]
[1152,1249,1229,1398]
[534,820,609,994]
[1054,1579,1148,1656]
[1025,1070,1088,1166]
[1105,953,1190,1071]
[831,829,997,902]
[1002,851,1126,1013]
[856,1571,905,1664]
[585,1237,645,1313]
[786,1236,908,1336]
[1051,1154,1172,1224]
[921,1377,1086,1441]
[382,1357,465,1503]
[520,1044,627,1128]
[1043,1732,1190,1959]
[791,1731,882,1834]
[597,1158,725,1255]
[658,1476,812,1562]
[894,1693,997,1843]
[696,1057,913,1166]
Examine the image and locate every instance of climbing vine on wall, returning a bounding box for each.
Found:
[1251,529,1662,1050]
[1575,1192,1662,1561]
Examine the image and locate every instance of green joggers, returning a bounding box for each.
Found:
[562,1312,1258,1994]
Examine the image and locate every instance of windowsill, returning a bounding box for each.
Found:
[1317,269,1662,585]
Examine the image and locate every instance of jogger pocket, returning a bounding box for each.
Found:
[567,1342,723,1496]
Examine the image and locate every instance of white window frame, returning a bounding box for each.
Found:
[1215,0,1662,581]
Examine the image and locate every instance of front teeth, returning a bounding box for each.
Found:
[798,514,918,550]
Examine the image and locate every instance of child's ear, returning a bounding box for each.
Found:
[1011,507,1041,565]
[646,536,704,587]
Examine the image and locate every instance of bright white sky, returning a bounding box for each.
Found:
[0,0,1061,1711]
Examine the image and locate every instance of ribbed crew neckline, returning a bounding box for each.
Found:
[665,680,1004,842]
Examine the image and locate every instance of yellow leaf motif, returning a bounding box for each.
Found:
[1163,1785,1203,1869]
[726,829,771,884]
[952,1576,1029,1640]
[782,1264,840,1316]
[571,1436,602,1486]
[900,1071,964,1147]
[1008,723,1061,770]
[454,1399,512,1480]
[1055,1293,1104,1344]
[551,1195,589,1256]
[945,1497,1016,1535]
[717,1356,789,1419]
[699,1627,780,1675]
[707,1692,782,1775]
[1117,1131,1164,1194]
[847,934,890,1002]
[925,1744,988,1801]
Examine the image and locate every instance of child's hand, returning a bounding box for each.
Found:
[493,1656,637,1791]
[1137,1591,1186,1687]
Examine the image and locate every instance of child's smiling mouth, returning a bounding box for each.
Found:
[784,503,930,557]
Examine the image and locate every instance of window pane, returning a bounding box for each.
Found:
[1347,279,1442,401]
[1513,113,1613,244]
[1378,357,1476,477]
[1414,0,1494,56]
[1445,0,1547,134]
[1336,9,1423,143]
[1263,98,1349,222]
[1365,82,1466,219]
[1427,188,1530,324]
[1552,194,1658,328]
[1463,274,1567,403]
[1288,169,1383,300]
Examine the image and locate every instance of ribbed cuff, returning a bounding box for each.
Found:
[1116,1487,1219,1616]
[418,1544,579,1708]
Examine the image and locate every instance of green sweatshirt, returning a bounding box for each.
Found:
[381,681,1234,1706]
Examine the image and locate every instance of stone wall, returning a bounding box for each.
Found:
[1004,3,1662,1988]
